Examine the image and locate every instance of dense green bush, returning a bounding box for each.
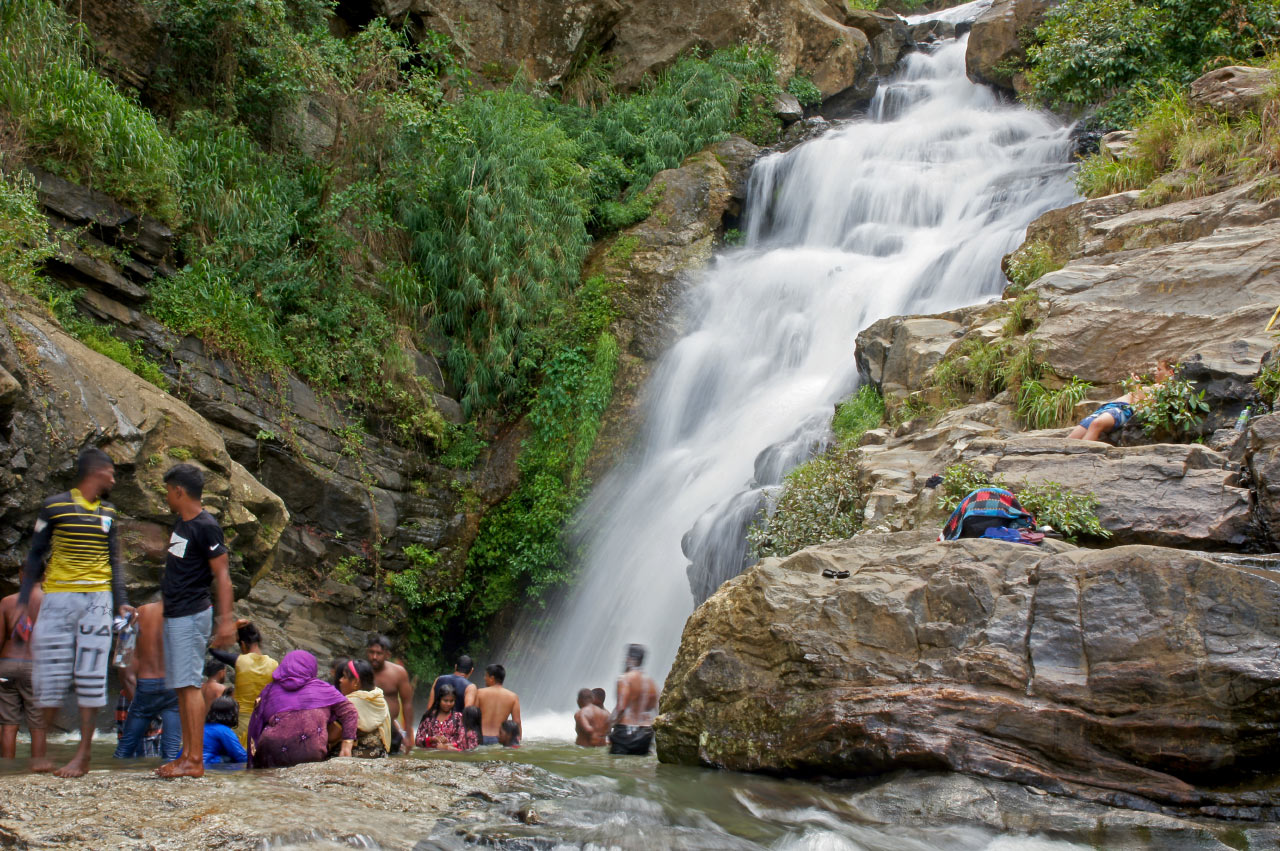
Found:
[1025,0,1280,127]
[936,462,1109,541]
[0,167,56,296]
[1130,372,1210,438]
[832,385,885,446]
[0,0,181,220]
[747,448,865,557]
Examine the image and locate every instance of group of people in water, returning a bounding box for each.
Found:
[0,449,661,777]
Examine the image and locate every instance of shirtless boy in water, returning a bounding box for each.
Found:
[573,688,609,746]
[608,644,659,755]
[475,664,521,745]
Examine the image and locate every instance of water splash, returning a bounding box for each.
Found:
[502,28,1077,713]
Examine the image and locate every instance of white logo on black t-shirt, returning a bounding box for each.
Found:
[168,532,189,559]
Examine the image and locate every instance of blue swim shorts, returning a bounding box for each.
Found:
[1078,402,1133,431]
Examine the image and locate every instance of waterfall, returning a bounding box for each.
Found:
[504,19,1079,715]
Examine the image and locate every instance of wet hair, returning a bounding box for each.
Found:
[455,654,474,674]
[203,659,226,680]
[328,659,344,687]
[206,695,239,728]
[163,463,204,499]
[591,688,606,707]
[626,644,645,666]
[577,688,594,707]
[367,634,392,651]
[485,663,505,684]
[237,622,262,647]
[499,720,519,744]
[462,706,482,734]
[342,658,375,691]
[434,683,457,714]
[75,448,113,483]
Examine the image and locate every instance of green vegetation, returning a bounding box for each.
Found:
[1074,85,1280,205]
[1255,358,1280,407]
[1004,240,1061,291]
[0,0,181,220]
[937,462,1110,541]
[1016,376,1092,429]
[832,385,886,446]
[747,447,865,557]
[1130,371,1210,438]
[1024,0,1280,128]
[0,167,57,298]
[786,73,823,107]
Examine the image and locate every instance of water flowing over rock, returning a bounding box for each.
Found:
[657,533,1280,816]
[500,21,1076,711]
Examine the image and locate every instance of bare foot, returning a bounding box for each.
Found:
[53,754,90,778]
[156,756,204,779]
[30,757,56,773]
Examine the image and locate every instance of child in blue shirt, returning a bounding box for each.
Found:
[203,695,248,765]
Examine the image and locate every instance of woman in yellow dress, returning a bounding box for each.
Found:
[207,620,278,745]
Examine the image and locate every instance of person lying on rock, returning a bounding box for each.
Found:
[1068,363,1173,442]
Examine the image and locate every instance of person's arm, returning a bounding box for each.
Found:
[121,652,139,701]
[425,675,440,714]
[398,673,414,752]
[512,694,522,740]
[18,502,54,608]
[609,677,630,727]
[464,683,477,709]
[210,553,235,648]
[208,645,240,666]
[107,511,131,617]
[333,699,358,756]
[223,726,248,763]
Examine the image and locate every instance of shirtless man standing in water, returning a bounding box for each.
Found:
[366,635,413,753]
[608,644,658,755]
[573,688,609,746]
[475,664,521,745]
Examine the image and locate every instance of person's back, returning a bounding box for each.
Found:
[475,664,521,744]
[573,688,609,747]
[608,645,659,756]
[115,601,181,761]
[202,696,246,765]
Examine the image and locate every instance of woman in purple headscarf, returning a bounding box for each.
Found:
[247,650,358,768]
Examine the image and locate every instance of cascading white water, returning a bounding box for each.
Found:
[506,11,1079,716]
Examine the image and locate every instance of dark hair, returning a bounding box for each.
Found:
[75,448,114,483]
[341,658,375,691]
[237,622,262,647]
[163,463,204,499]
[434,683,457,715]
[328,659,344,687]
[500,720,519,740]
[486,663,505,684]
[462,706,482,733]
[591,688,606,707]
[367,634,392,651]
[577,688,594,706]
[205,695,239,728]
[455,654,474,674]
[626,644,645,666]
[203,659,226,679]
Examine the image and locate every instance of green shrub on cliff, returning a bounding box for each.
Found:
[0,167,56,297]
[747,447,865,557]
[0,0,181,220]
[1025,0,1280,127]
[832,385,885,446]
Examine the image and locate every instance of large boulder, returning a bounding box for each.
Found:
[657,533,1280,814]
[1030,217,1280,385]
[965,0,1059,92]
[855,308,978,397]
[1190,66,1275,116]
[1247,412,1280,546]
[0,307,287,598]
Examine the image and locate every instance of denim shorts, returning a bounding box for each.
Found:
[1079,402,1133,431]
[163,607,212,690]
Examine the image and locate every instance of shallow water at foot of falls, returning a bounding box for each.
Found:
[500,24,1079,711]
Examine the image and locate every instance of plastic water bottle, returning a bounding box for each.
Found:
[1234,407,1251,432]
[112,616,137,668]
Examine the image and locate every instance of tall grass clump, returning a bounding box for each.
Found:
[0,0,181,220]
[832,385,885,446]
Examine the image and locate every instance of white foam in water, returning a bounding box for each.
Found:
[502,29,1077,713]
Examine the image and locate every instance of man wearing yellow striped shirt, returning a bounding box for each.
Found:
[18,448,133,778]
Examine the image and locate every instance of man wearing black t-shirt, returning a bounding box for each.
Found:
[155,464,235,779]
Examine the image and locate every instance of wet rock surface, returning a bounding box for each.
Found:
[0,758,501,850]
[657,533,1280,815]
[965,0,1059,92]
